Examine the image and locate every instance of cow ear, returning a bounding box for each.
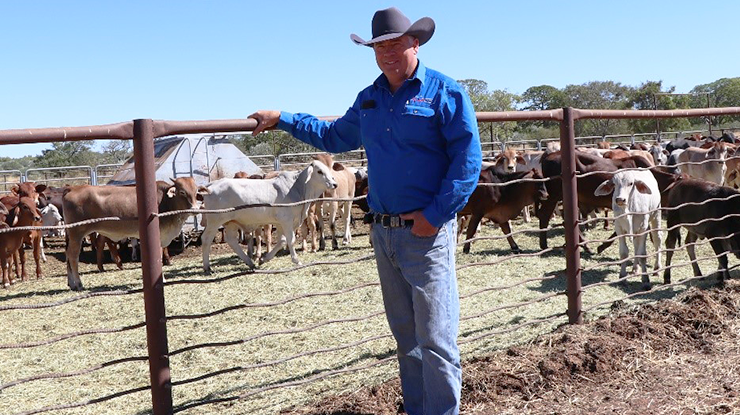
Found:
[166,186,176,198]
[11,185,18,195]
[516,156,526,165]
[35,184,47,193]
[333,162,346,171]
[729,170,738,183]
[12,206,20,227]
[635,180,652,194]
[594,180,614,196]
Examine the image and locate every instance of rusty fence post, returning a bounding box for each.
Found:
[133,119,174,414]
[559,108,583,324]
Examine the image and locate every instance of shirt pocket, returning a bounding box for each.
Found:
[401,106,436,143]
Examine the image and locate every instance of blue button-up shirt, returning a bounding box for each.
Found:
[277,60,482,228]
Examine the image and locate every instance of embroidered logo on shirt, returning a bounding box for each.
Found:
[361,99,376,109]
[407,96,434,107]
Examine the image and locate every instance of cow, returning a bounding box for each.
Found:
[62,177,199,291]
[594,170,662,289]
[663,177,740,285]
[312,154,357,250]
[40,203,64,237]
[0,197,42,287]
[675,142,728,185]
[458,168,548,254]
[199,160,337,273]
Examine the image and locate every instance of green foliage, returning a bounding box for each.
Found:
[99,140,132,165]
[32,142,102,168]
[458,79,520,142]
[626,81,691,134]
[691,77,740,127]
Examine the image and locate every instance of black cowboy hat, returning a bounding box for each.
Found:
[350,7,435,47]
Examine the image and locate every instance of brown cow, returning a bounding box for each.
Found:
[0,197,42,287]
[663,177,740,285]
[63,178,199,291]
[458,168,548,254]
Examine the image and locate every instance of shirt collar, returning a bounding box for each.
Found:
[373,60,427,91]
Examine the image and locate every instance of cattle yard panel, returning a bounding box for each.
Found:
[95,163,125,185]
[25,165,94,187]
[3,107,740,415]
[0,170,22,194]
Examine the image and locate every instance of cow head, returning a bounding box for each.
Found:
[494,148,525,173]
[530,169,549,202]
[595,172,652,208]
[10,196,42,227]
[307,160,338,190]
[163,177,199,211]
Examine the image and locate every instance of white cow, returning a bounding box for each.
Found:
[595,170,662,290]
[40,204,64,237]
[199,160,338,273]
[675,142,728,185]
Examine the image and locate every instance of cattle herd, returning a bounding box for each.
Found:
[1,131,740,292]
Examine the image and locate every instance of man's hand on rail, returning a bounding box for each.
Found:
[248,110,281,136]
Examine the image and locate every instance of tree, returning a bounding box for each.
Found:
[691,77,740,127]
[519,85,568,130]
[458,79,520,143]
[563,81,634,137]
[99,140,132,164]
[32,141,101,168]
[626,81,690,134]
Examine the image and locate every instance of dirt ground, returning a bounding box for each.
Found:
[281,281,740,415]
[35,231,740,415]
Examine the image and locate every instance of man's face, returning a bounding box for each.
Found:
[373,35,419,84]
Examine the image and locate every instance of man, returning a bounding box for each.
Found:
[250,7,481,415]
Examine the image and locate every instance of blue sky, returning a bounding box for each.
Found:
[2,0,737,159]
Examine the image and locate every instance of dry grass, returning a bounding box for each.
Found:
[0,214,729,415]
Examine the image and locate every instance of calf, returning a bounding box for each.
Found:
[63,178,199,291]
[199,160,337,272]
[458,168,548,254]
[537,151,652,251]
[594,170,662,289]
[0,197,42,287]
[313,154,356,250]
[675,142,728,185]
[663,177,740,285]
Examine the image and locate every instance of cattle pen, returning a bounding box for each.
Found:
[2,107,740,415]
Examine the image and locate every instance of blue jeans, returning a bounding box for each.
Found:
[371,218,461,415]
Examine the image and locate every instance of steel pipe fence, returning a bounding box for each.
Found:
[2,107,740,415]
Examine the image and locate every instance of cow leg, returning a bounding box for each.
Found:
[264,224,272,253]
[66,233,85,291]
[162,247,171,266]
[94,234,107,272]
[522,206,531,223]
[463,214,484,254]
[709,238,730,284]
[663,227,680,284]
[38,234,47,263]
[685,232,703,278]
[634,232,650,290]
[284,225,302,265]
[341,201,352,246]
[19,248,28,282]
[107,239,123,270]
[617,233,630,283]
[537,198,559,250]
[329,200,339,250]
[500,220,521,254]
[33,234,43,279]
[200,224,220,274]
[650,213,663,278]
[260,227,289,265]
[223,222,256,269]
[457,215,470,243]
[1,256,9,288]
[318,202,327,251]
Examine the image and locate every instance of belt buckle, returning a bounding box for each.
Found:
[391,216,400,227]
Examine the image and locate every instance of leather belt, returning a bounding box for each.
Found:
[363,213,414,228]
